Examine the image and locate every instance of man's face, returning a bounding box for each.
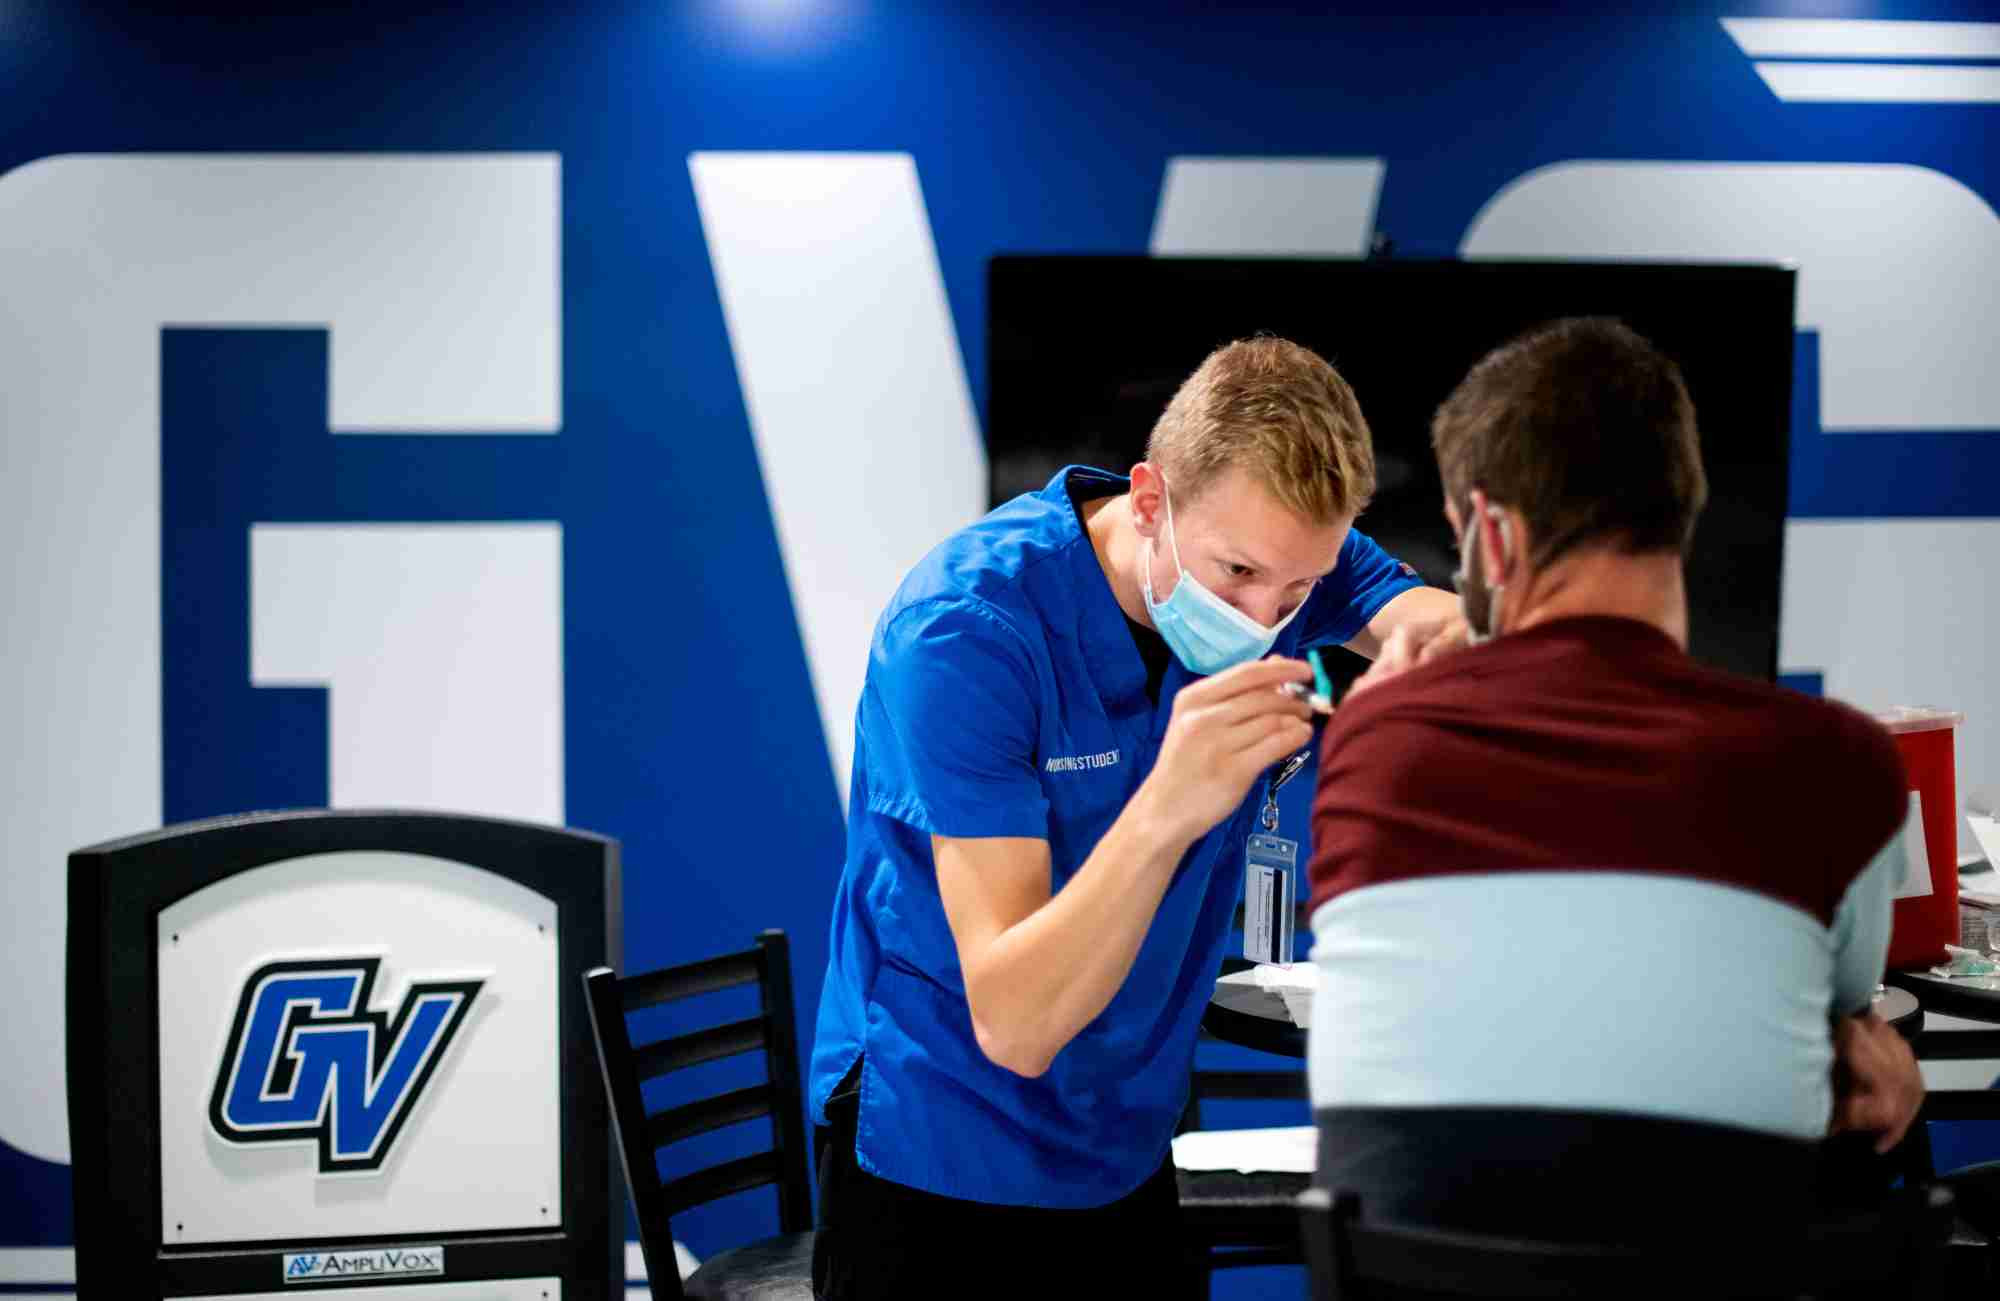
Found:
[1151,464,1349,628]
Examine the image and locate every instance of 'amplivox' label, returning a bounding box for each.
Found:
[282,1245,444,1284]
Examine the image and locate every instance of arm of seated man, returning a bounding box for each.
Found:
[1823,718,1921,1154]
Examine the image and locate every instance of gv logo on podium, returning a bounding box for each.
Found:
[208,958,483,1174]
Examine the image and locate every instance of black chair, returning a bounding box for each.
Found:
[1297,1184,1955,1300]
[583,930,813,1301]
[1884,1092,2000,1281]
[1176,1064,1313,1291]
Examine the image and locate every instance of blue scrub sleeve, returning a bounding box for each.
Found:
[862,598,1052,841]
[1296,527,1424,650]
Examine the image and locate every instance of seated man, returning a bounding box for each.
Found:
[1304,317,1923,1239]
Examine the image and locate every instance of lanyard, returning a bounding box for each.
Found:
[1259,749,1312,833]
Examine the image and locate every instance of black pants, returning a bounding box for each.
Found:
[811,1065,1196,1300]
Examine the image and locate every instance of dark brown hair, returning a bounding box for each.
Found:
[1431,317,1707,567]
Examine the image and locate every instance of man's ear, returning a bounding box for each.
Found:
[1129,461,1165,539]
[1469,489,1514,589]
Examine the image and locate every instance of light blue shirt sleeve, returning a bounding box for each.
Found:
[860,598,1051,841]
[1829,825,1902,1016]
[1295,527,1424,650]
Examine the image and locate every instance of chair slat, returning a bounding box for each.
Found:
[1194,1069,1307,1101]
[632,1015,766,1080]
[660,1152,782,1220]
[754,929,815,1235]
[620,950,761,1010]
[647,1083,774,1148]
[1920,1088,2000,1120]
[585,937,820,1294]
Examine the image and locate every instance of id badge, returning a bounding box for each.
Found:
[1244,832,1298,966]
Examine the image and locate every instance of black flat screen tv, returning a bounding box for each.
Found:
[987,257,1796,687]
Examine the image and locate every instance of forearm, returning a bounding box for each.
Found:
[1346,585,1459,660]
[964,786,1197,1076]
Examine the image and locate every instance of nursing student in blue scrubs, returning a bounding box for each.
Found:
[807,337,1461,1299]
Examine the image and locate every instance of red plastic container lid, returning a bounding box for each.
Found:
[1874,706,1964,734]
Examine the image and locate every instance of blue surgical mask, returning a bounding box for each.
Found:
[1141,477,1303,676]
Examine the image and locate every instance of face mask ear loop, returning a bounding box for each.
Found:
[1145,474,1184,606]
[1487,506,1512,585]
[1484,504,1512,639]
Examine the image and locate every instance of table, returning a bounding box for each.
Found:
[1204,957,1305,1057]
[1877,971,2000,1193]
[1875,986,1925,1042]
[1888,970,2000,1057]
[1205,961,1926,1060]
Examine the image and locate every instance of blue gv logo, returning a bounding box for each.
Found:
[209,959,482,1173]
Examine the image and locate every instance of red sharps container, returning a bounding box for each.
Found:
[1878,707,1965,971]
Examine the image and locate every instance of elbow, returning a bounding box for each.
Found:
[969,1006,1054,1079]
[976,1026,1053,1079]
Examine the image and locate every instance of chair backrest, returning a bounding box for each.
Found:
[582,930,811,1301]
[1298,1185,1953,1300]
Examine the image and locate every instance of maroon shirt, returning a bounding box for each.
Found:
[1307,616,1907,926]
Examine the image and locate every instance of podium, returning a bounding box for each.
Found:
[67,809,620,1298]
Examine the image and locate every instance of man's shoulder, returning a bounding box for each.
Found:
[1722,676,1883,738]
[885,490,1081,622]
[1674,677,1908,885]
[1711,681,1904,793]
[1324,630,1555,731]
[871,500,1090,678]
[1663,659,1897,764]
[1322,622,1892,764]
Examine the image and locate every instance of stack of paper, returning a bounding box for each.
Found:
[1967,809,2000,872]
[1171,1125,1318,1174]
[1252,961,1320,1029]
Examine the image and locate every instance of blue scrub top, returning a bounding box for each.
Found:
[808,466,1422,1208]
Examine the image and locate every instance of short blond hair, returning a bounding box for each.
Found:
[1145,336,1376,524]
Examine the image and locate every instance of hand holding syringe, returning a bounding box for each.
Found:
[1277,647,1337,714]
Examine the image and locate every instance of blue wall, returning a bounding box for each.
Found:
[3,3,1995,1296]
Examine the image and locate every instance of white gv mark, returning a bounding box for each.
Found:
[0,154,563,1164]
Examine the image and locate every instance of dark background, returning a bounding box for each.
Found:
[990,257,1797,690]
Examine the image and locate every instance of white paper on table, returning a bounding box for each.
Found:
[1248,963,1320,995]
[1962,886,2000,909]
[1260,962,1317,1028]
[1969,813,2000,872]
[1171,1125,1318,1174]
[1219,962,1320,1028]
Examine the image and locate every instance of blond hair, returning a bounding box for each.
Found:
[1145,336,1376,524]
